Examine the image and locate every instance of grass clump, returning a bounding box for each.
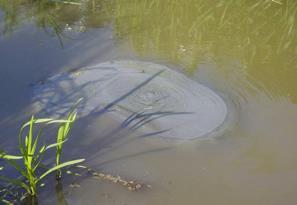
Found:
[0,107,84,201]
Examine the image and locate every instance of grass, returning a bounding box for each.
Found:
[55,98,82,180]
[0,107,84,201]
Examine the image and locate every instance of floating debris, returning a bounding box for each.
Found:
[68,165,149,192]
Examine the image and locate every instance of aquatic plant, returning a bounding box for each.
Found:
[0,114,84,199]
[55,98,82,180]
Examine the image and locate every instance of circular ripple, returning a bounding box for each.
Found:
[33,61,228,139]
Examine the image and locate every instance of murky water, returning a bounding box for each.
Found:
[0,0,297,204]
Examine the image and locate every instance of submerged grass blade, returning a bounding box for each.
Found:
[6,160,28,179]
[0,176,31,194]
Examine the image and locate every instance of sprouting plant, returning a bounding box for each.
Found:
[55,98,82,180]
[0,115,84,198]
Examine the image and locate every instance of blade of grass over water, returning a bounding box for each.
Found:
[38,158,85,182]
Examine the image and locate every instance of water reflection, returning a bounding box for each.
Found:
[55,181,68,205]
[0,0,110,38]
[1,0,296,102]
[111,0,297,102]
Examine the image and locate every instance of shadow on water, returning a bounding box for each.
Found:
[47,69,192,203]
[33,66,165,117]
[0,67,193,204]
[0,0,114,134]
[46,67,192,160]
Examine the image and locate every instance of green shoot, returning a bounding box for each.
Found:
[54,98,82,180]
[0,110,84,198]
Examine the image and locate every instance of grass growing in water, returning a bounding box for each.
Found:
[0,109,84,200]
[55,98,82,180]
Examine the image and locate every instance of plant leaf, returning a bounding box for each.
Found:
[0,153,22,160]
[44,138,68,152]
[37,159,85,182]
[46,119,73,124]
[31,127,43,157]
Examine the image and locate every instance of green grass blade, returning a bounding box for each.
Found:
[44,138,68,151]
[71,98,83,110]
[46,119,73,124]
[56,125,65,161]
[57,125,65,143]
[25,135,28,147]
[37,159,85,182]
[33,153,46,172]
[21,118,53,127]
[0,152,22,160]
[64,112,77,136]
[1,198,12,204]
[28,116,34,156]
[18,123,27,156]
[31,127,43,157]
[34,118,54,123]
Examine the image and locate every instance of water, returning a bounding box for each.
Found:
[0,0,297,204]
[32,60,228,139]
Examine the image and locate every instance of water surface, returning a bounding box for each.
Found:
[0,0,297,204]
